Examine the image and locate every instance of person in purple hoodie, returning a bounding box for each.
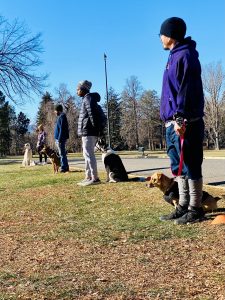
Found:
[159,17,205,224]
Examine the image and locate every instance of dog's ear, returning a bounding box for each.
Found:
[157,173,162,181]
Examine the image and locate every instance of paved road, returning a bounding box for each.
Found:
[69,156,225,187]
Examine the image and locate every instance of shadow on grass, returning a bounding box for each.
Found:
[208,181,225,186]
[0,160,21,165]
[127,167,169,174]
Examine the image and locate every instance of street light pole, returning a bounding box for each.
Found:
[104,53,111,147]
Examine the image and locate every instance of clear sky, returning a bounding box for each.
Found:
[1,0,225,124]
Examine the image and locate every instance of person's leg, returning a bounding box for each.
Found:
[38,151,42,163]
[160,125,188,221]
[82,136,98,181]
[174,119,205,224]
[177,176,189,207]
[44,153,47,163]
[82,136,92,180]
[166,124,187,176]
[55,140,69,171]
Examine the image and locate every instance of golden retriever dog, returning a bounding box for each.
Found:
[22,143,33,166]
[41,145,60,173]
[147,172,221,212]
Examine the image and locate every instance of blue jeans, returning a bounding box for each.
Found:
[55,140,69,171]
[166,119,204,180]
[166,124,187,176]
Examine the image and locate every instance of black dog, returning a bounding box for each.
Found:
[95,139,143,182]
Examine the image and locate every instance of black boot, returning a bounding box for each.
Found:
[174,206,205,225]
[159,204,188,221]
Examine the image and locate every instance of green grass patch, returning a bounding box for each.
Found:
[0,163,202,244]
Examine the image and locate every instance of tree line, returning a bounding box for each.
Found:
[0,61,224,157]
[0,15,224,156]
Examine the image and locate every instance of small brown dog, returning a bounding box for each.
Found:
[147,172,221,212]
[41,145,60,173]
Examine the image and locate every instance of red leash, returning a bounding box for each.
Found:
[177,135,184,176]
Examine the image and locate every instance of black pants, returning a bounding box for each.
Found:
[38,151,47,163]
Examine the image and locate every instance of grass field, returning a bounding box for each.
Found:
[0,161,225,299]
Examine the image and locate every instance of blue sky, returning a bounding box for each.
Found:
[1,0,225,123]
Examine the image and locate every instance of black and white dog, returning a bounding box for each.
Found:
[95,138,143,183]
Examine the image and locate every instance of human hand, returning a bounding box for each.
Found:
[174,122,186,136]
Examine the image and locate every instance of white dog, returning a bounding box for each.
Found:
[22,143,33,166]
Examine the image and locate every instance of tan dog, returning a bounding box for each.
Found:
[41,145,60,173]
[147,172,220,212]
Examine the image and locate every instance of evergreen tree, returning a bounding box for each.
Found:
[14,112,30,154]
[65,96,81,152]
[36,91,55,147]
[103,87,122,149]
[0,91,11,156]
[36,92,54,126]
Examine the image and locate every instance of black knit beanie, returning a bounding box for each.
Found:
[160,17,186,41]
[54,104,63,112]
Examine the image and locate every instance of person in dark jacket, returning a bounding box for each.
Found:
[76,80,101,186]
[159,17,205,224]
[54,104,69,172]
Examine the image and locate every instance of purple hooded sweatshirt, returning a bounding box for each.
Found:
[160,37,204,122]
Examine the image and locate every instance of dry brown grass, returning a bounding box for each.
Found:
[0,163,225,299]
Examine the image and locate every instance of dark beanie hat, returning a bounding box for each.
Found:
[160,17,186,41]
[54,104,63,112]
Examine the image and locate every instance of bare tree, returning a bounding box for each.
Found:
[55,84,81,152]
[0,16,47,104]
[120,76,142,149]
[202,62,225,149]
[139,90,161,150]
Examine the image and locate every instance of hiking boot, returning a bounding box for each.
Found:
[174,206,205,225]
[159,205,188,221]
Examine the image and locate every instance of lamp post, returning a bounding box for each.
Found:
[104,53,111,147]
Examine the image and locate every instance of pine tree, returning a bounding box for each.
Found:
[0,91,11,156]
[65,96,81,152]
[14,112,30,154]
[36,91,55,147]
[103,87,122,149]
[36,92,54,126]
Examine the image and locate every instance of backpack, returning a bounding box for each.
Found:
[97,104,107,135]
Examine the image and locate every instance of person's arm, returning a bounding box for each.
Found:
[174,56,190,136]
[84,96,98,127]
[176,55,190,117]
[57,117,63,142]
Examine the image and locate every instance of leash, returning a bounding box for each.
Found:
[177,135,184,176]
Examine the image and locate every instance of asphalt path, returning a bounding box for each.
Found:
[1,155,224,187]
[69,156,225,187]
